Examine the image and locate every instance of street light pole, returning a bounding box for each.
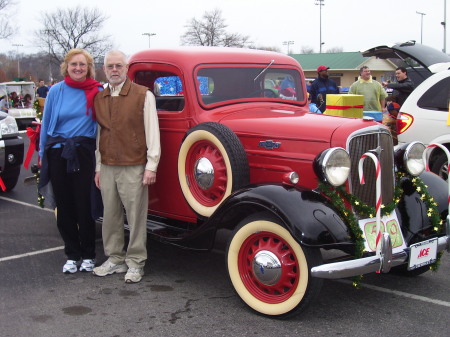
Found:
[442,0,447,53]
[416,11,426,44]
[283,41,294,54]
[142,33,156,48]
[12,44,23,79]
[315,0,325,53]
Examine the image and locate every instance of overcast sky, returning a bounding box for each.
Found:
[0,0,448,57]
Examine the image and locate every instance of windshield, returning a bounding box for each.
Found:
[195,66,305,107]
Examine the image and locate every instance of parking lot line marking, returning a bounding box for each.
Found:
[337,279,450,308]
[0,196,54,213]
[0,246,64,262]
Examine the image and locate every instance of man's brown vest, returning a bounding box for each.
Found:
[94,78,149,166]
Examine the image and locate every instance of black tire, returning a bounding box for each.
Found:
[226,212,323,318]
[430,153,448,182]
[0,166,20,191]
[178,122,249,217]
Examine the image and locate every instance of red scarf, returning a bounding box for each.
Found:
[64,76,102,120]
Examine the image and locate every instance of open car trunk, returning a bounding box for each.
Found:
[362,41,450,86]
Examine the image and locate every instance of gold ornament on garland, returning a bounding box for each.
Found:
[317,171,445,286]
[33,99,43,120]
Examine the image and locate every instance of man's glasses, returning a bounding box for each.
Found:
[106,64,125,70]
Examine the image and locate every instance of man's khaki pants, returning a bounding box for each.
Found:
[100,164,148,268]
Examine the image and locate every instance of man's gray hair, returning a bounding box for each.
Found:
[104,50,128,65]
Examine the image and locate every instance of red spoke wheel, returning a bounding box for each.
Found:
[227,213,323,317]
[178,122,249,217]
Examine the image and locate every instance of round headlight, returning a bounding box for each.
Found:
[316,147,351,186]
[404,141,426,176]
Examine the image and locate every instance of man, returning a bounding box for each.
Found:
[382,67,414,106]
[309,65,339,113]
[93,50,161,283]
[36,80,49,98]
[348,66,387,111]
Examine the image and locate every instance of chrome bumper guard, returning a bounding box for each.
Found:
[311,218,450,279]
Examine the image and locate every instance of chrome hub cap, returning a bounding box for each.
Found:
[194,157,214,189]
[252,250,282,286]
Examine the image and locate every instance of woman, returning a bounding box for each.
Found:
[39,49,102,274]
[23,93,33,108]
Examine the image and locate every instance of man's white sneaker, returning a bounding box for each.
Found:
[80,259,96,272]
[92,260,128,277]
[63,260,80,274]
[124,267,144,283]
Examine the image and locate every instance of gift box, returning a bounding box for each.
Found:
[324,94,364,118]
[363,111,383,122]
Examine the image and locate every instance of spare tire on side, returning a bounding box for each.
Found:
[178,122,249,217]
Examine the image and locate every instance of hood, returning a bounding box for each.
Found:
[362,41,450,73]
[217,106,372,145]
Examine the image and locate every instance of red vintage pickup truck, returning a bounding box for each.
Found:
[127,47,449,317]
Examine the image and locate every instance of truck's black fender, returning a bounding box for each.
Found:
[396,171,448,243]
[207,184,354,250]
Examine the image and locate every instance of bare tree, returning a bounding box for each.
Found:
[181,9,250,47]
[34,6,113,65]
[326,46,344,53]
[0,0,16,39]
[300,46,315,54]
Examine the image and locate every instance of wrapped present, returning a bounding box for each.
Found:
[324,94,364,118]
[363,111,383,122]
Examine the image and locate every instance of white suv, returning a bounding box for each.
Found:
[398,70,450,180]
[363,41,450,181]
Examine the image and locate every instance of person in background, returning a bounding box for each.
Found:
[349,66,387,112]
[306,80,313,94]
[308,93,319,113]
[382,97,400,145]
[10,91,19,107]
[23,93,33,108]
[0,95,8,112]
[382,67,414,107]
[93,50,161,284]
[36,79,49,98]
[309,65,339,113]
[38,49,103,274]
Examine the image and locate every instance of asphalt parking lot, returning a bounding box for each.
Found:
[1,136,449,337]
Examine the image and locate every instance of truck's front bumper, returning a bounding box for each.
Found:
[0,136,24,172]
[311,218,450,279]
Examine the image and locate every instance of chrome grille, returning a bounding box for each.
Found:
[348,127,394,208]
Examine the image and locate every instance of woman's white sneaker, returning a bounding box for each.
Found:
[80,259,96,272]
[63,260,81,274]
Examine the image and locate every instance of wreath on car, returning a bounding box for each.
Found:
[317,172,444,287]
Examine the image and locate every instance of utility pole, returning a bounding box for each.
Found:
[416,11,426,44]
[142,33,156,48]
[315,0,325,53]
[12,44,23,79]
